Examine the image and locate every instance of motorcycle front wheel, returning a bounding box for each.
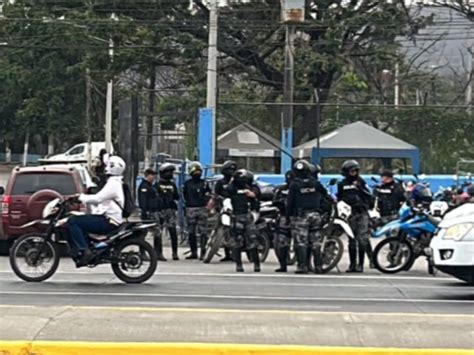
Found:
[321,236,344,274]
[203,225,225,264]
[373,236,414,274]
[111,238,157,284]
[10,234,60,282]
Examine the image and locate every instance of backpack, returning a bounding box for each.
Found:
[114,183,136,218]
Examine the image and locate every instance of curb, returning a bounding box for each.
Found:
[0,342,473,355]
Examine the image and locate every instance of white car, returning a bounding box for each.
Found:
[430,203,474,285]
[40,142,112,163]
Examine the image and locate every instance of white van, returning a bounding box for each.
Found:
[41,142,113,163]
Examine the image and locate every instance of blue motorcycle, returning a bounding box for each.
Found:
[372,203,443,274]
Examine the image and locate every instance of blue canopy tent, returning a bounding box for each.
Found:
[293,121,420,174]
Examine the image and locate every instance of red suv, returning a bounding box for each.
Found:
[0,165,90,252]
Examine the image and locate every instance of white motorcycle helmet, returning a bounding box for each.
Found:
[105,156,126,176]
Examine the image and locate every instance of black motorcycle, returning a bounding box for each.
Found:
[9,195,158,284]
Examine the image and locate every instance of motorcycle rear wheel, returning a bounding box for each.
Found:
[10,234,60,282]
[374,236,414,274]
[111,238,157,284]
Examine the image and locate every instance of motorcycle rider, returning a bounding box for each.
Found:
[272,170,295,272]
[337,160,374,273]
[138,168,167,261]
[214,160,238,262]
[227,169,261,272]
[69,156,125,267]
[183,162,211,260]
[376,169,406,222]
[156,163,180,260]
[287,160,326,274]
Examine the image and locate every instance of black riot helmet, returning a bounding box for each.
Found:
[341,160,360,178]
[309,163,322,179]
[285,170,296,184]
[221,160,238,178]
[159,162,176,180]
[233,169,252,187]
[293,160,312,177]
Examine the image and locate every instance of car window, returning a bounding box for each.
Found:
[67,145,85,155]
[12,173,76,195]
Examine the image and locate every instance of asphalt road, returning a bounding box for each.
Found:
[0,252,473,349]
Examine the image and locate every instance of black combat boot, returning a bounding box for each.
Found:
[295,246,308,274]
[356,243,365,273]
[186,233,198,259]
[275,246,288,272]
[154,235,167,262]
[233,247,244,272]
[346,241,357,273]
[313,247,323,274]
[169,227,179,260]
[250,248,261,272]
[199,234,208,261]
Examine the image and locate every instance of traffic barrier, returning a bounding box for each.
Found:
[0,341,472,355]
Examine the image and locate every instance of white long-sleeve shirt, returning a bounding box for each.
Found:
[79,176,124,224]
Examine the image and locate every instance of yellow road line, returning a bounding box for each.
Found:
[0,341,473,355]
[1,304,473,319]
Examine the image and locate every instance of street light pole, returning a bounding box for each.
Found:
[105,13,116,154]
[281,23,295,173]
[105,37,114,154]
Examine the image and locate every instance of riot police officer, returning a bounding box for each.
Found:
[138,168,167,261]
[337,160,374,273]
[156,163,180,260]
[183,162,211,260]
[214,160,238,262]
[376,169,405,222]
[287,160,326,274]
[227,169,261,272]
[272,170,295,272]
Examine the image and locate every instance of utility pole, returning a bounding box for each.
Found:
[86,68,92,168]
[281,23,295,173]
[206,0,218,165]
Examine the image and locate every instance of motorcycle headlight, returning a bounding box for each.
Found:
[441,223,474,241]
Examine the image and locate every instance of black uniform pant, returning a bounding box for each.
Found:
[348,211,371,263]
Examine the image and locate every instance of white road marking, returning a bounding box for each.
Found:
[0,290,472,304]
[0,277,470,290]
[0,270,456,282]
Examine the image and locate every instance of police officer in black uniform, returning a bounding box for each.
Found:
[214,160,238,262]
[138,168,167,261]
[337,160,374,273]
[227,169,261,272]
[273,170,295,272]
[183,162,211,260]
[156,163,180,260]
[375,169,406,222]
[287,160,327,274]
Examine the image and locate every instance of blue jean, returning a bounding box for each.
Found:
[68,215,117,252]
